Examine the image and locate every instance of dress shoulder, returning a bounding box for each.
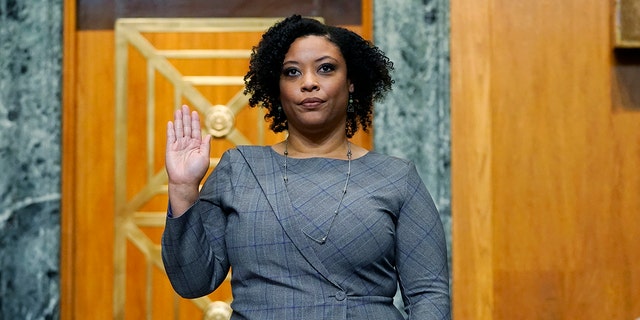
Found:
[360,151,415,172]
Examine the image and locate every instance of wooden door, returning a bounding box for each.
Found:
[450,0,640,319]
[62,2,372,319]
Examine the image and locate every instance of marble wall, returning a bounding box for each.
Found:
[374,0,451,263]
[0,0,63,319]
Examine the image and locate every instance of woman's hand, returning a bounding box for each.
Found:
[165,105,211,216]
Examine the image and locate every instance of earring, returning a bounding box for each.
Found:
[347,94,354,112]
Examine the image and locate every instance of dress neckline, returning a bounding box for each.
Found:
[268,145,370,161]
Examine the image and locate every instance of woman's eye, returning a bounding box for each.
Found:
[318,63,335,73]
[283,68,300,77]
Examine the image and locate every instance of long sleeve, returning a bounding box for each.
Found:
[161,151,233,298]
[396,163,451,319]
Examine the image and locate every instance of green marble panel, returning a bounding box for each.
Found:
[0,0,62,318]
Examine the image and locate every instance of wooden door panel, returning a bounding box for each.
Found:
[451,0,640,318]
[73,30,117,319]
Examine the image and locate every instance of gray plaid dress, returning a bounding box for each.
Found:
[162,146,450,319]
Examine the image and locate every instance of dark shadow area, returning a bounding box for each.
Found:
[77,0,361,30]
[612,48,640,111]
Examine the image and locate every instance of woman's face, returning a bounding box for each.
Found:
[279,35,353,136]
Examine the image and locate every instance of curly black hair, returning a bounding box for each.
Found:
[243,14,394,138]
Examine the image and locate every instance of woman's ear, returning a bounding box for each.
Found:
[349,82,354,93]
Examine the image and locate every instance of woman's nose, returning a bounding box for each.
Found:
[301,74,319,91]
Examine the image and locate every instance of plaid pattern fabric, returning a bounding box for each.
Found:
[162,146,450,319]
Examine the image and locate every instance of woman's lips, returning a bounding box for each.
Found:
[300,97,324,107]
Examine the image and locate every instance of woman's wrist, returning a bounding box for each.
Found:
[168,183,200,217]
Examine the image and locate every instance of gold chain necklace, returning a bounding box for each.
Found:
[283,140,352,244]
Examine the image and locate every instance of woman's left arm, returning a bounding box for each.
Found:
[396,163,451,320]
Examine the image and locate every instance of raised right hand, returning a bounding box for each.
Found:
[165,105,211,215]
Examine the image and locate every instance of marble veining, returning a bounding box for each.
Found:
[0,0,63,318]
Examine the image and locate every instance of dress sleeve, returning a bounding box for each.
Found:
[161,150,233,299]
[396,162,451,319]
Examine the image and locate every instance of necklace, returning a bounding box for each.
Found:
[283,139,352,244]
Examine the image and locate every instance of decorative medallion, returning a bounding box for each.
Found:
[205,104,235,138]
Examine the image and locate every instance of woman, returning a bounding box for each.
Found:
[162,15,450,319]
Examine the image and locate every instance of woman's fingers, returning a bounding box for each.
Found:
[169,105,204,144]
[167,121,176,145]
[181,105,191,138]
[174,108,184,139]
[191,110,202,140]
